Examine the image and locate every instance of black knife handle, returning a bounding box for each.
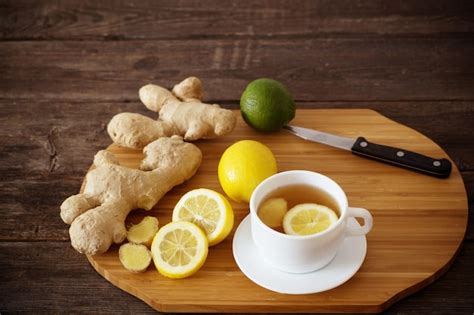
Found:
[351,137,452,178]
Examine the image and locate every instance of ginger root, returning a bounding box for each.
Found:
[127,216,159,247]
[258,198,288,229]
[107,77,236,149]
[119,243,152,273]
[60,136,202,255]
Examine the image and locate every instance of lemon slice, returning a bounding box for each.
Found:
[151,221,208,279]
[172,189,234,246]
[283,203,338,236]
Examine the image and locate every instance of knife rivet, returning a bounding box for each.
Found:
[397,151,405,157]
[360,141,368,147]
[433,161,441,167]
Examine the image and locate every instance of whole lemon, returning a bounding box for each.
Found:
[218,140,277,203]
[240,78,295,131]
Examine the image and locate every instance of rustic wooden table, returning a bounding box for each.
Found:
[1,1,473,313]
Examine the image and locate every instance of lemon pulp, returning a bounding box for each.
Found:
[172,188,234,246]
[151,221,208,278]
[283,203,338,236]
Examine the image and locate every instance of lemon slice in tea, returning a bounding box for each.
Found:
[283,203,338,236]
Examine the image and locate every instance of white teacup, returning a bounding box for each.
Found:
[250,170,373,274]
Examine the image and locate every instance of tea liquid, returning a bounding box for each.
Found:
[258,184,340,232]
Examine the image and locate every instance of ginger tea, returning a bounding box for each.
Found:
[257,184,340,234]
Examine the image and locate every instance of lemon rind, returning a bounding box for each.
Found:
[282,203,338,236]
[151,221,208,279]
[172,188,234,246]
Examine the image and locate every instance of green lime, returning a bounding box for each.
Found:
[240,78,295,132]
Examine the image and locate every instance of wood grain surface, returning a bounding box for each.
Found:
[84,109,467,313]
[1,0,473,313]
[2,39,473,102]
[2,0,473,40]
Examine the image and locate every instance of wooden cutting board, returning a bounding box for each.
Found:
[85,109,468,313]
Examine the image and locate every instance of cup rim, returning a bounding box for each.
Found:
[250,170,348,240]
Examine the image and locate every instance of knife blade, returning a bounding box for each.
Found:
[284,125,452,178]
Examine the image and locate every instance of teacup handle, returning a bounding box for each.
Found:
[345,207,373,236]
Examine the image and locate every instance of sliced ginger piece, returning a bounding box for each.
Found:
[127,216,159,247]
[258,198,288,229]
[119,243,152,273]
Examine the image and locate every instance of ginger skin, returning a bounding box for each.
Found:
[107,77,236,149]
[60,136,202,255]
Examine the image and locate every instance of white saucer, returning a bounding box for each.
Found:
[232,215,367,294]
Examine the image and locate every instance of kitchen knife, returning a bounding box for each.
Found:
[284,125,452,178]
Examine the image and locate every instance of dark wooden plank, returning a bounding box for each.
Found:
[0,242,154,312]
[0,100,472,241]
[0,101,115,179]
[0,176,82,242]
[1,240,473,313]
[0,0,473,40]
[0,39,473,102]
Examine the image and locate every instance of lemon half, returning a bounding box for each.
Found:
[151,221,208,278]
[283,203,338,236]
[172,189,234,246]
